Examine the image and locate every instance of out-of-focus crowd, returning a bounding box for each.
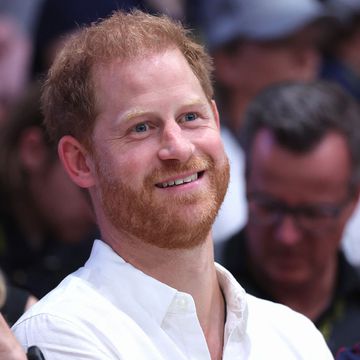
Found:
[1,0,360,359]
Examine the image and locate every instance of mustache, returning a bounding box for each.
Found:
[146,155,214,184]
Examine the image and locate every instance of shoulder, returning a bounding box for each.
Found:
[12,269,128,327]
[12,273,146,359]
[12,274,101,334]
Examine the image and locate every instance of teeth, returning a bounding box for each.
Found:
[159,173,198,188]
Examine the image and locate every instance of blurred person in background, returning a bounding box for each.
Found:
[320,0,360,270]
[0,0,43,125]
[191,0,333,260]
[0,83,97,298]
[224,81,360,355]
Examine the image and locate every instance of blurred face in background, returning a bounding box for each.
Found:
[214,26,322,99]
[19,126,95,244]
[245,129,359,290]
[33,159,95,243]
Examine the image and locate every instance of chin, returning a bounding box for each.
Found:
[269,267,310,287]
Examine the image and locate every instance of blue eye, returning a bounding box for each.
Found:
[184,113,198,122]
[133,123,149,133]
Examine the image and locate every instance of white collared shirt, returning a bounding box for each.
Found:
[13,240,333,359]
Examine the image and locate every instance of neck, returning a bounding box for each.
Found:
[106,229,226,360]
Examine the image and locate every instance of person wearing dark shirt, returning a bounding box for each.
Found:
[0,84,96,298]
[223,81,360,355]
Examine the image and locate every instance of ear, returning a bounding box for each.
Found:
[19,127,49,173]
[58,135,95,189]
[210,100,221,129]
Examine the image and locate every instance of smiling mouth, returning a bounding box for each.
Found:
[156,171,204,188]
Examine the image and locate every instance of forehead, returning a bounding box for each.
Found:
[248,128,352,197]
[91,49,206,112]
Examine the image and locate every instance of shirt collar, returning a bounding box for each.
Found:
[84,240,248,335]
[216,263,248,340]
[84,239,178,325]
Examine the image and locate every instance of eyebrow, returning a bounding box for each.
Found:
[120,98,208,123]
[122,109,149,123]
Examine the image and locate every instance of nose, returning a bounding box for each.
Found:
[157,122,195,162]
[274,215,302,246]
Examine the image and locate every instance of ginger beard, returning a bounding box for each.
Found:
[95,155,230,249]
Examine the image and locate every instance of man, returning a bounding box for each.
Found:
[320,0,360,268]
[224,81,360,355]
[12,11,332,359]
[194,0,333,256]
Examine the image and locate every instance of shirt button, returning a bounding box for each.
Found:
[176,297,188,310]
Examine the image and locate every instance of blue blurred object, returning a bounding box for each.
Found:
[197,0,329,50]
[320,0,360,100]
[321,57,360,100]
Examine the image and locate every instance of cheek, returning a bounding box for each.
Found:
[202,133,226,161]
[246,225,272,257]
[105,148,154,188]
[322,226,344,254]
[308,236,338,272]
